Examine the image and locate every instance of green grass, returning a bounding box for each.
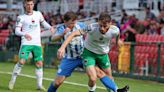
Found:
[0,62,164,92]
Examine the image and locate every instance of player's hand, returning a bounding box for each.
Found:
[25,34,32,41]
[57,47,65,59]
[118,39,123,48]
[50,27,55,33]
[62,27,70,35]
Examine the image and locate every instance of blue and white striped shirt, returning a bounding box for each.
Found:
[55,22,86,59]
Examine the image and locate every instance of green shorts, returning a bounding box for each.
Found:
[81,48,111,69]
[19,45,43,61]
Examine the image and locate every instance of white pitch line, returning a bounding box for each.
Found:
[0,71,106,90]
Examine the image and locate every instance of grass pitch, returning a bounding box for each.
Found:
[0,62,164,92]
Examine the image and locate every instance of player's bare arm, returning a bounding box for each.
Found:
[57,29,82,59]
[116,34,123,48]
[49,27,55,33]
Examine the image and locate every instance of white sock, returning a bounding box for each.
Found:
[35,68,43,88]
[88,84,96,91]
[11,62,22,83]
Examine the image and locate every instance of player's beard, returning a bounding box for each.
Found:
[100,25,110,34]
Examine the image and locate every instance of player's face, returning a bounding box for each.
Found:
[99,19,111,34]
[24,1,34,13]
[64,20,76,29]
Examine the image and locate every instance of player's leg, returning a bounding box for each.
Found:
[82,48,97,92]
[96,66,118,92]
[97,54,129,92]
[101,67,129,92]
[96,54,118,92]
[48,58,83,92]
[48,75,66,92]
[85,66,97,92]
[8,45,30,90]
[35,60,46,91]
[33,45,45,90]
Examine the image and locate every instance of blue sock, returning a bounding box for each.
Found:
[100,76,118,92]
[48,82,57,92]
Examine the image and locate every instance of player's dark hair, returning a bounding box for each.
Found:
[99,12,111,22]
[63,11,77,21]
[23,0,34,4]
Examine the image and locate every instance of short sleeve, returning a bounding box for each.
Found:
[15,16,23,27]
[112,26,120,37]
[54,25,65,35]
[77,22,86,29]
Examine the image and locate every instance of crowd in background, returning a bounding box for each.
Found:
[119,7,164,42]
[0,6,164,50]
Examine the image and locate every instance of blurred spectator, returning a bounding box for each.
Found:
[146,22,159,35]
[50,15,57,26]
[157,10,164,23]
[123,25,136,42]
[160,20,164,35]
[0,16,9,29]
[133,19,146,34]
[144,7,156,20]
[111,19,120,28]
[121,9,128,24]
[122,15,137,42]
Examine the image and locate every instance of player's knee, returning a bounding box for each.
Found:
[35,61,43,67]
[89,75,97,82]
[95,66,106,78]
[102,68,113,78]
[104,71,113,79]
[97,70,106,78]
[19,59,26,65]
[54,80,63,87]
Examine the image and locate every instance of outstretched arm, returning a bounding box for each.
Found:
[41,21,55,33]
[39,11,55,33]
[57,29,82,59]
[116,33,123,48]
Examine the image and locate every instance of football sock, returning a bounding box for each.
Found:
[11,62,23,82]
[88,84,96,92]
[48,82,57,92]
[100,76,118,92]
[35,67,43,88]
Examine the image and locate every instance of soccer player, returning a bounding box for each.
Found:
[8,0,54,91]
[57,12,129,92]
[47,11,86,92]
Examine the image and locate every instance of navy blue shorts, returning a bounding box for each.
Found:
[57,57,83,76]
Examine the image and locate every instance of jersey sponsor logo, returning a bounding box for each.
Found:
[29,19,38,29]
[29,24,38,29]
